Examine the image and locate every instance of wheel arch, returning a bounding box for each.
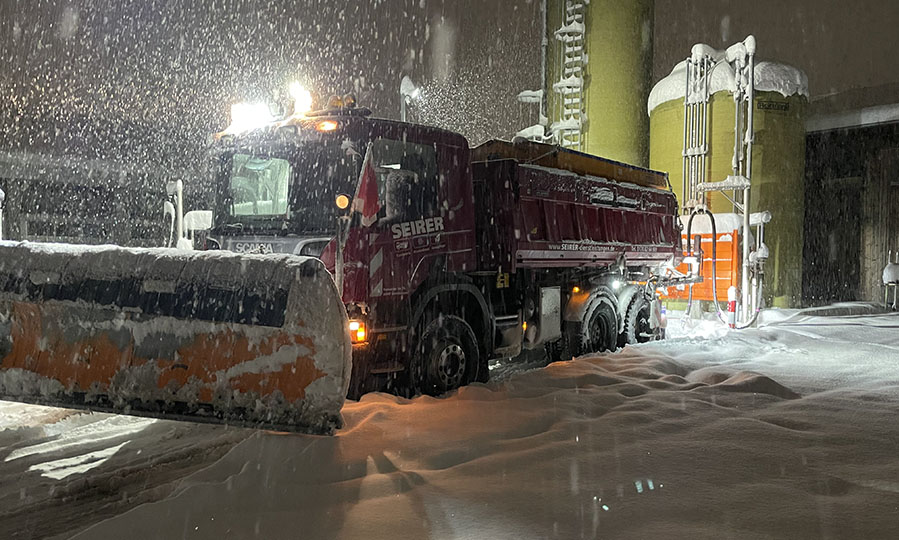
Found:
[563,285,618,327]
[410,281,493,355]
[615,285,644,334]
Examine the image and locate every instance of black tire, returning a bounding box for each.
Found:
[572,292,618,357]
[544,328,571,364]
[413,315,480,396]
[620,294,653,346]
[545,320,582,363]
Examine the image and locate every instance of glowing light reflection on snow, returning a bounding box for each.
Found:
[30,441,130,480]
[4,414,156,480]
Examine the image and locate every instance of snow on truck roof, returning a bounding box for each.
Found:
[471,139,670,191]
[213,112,670,191]
[213,110,469,148]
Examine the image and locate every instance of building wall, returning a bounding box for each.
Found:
[653,0,899,110]
[804,124,899,304]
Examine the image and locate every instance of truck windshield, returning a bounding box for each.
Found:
[230,154,291,216]
[221,142,361,233]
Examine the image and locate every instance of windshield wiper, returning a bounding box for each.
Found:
[223,222,244,231]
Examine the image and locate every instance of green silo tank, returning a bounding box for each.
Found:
[545,0,653,166]
[648,56,808,308]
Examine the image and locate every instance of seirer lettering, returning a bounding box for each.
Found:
[391,217,445,239]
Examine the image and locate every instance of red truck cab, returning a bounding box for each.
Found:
[208,106,681,398]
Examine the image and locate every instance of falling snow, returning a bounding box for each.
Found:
[1,1,899,539]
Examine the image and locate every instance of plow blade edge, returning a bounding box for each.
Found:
[0,242,352,434]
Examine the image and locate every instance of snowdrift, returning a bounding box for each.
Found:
[3,307,899,539]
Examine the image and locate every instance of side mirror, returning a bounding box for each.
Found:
[183,210,212,232]
[385,170,418,222]
[182,210,213,248]
[163,200,176,247]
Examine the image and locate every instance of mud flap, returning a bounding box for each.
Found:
[0,241,352,434]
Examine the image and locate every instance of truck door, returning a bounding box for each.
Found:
[368,137,443,298]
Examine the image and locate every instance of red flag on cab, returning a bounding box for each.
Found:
[352,143,380,227]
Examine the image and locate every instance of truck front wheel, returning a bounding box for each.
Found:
[413,315,480,396]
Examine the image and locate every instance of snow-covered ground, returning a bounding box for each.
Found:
[3,304,899,539]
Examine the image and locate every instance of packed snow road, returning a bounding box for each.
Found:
[2,304,899,539]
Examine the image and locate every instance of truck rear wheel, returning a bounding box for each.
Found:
[413,315,480,396]
[621,295,653,345]
[574,294,618,356]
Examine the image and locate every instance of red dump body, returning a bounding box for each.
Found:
[471,142,681,273]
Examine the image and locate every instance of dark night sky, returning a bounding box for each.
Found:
[654,0,899,108]
[3,0,897,166]
[0,0,543,164]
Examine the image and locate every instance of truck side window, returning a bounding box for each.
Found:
[371,138,439,223]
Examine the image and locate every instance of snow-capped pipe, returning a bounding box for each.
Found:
[744,35,757,55]
[724,42,747,65]
[681,57,690,206]
[691,43,718,63]
[741,38,756,320]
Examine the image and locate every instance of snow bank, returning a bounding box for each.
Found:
[0,407,249,538]
[31,308,898,539]
[0,400,74,430]
[648,44,809,115]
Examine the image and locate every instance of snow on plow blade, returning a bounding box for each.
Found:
[0,242,352,434]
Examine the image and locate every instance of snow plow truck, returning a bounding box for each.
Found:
[0,101,683,434]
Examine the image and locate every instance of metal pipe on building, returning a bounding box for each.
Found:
[742,38,756,318]
[681,58,690,211]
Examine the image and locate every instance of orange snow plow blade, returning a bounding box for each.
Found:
[0,242,352,434]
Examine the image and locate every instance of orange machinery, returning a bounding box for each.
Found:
[661,229,740,302]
